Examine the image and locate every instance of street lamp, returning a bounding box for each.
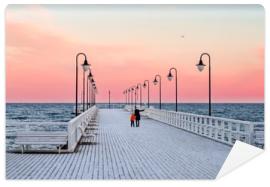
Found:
[88,71,93,108]
[153,74,162,109]
[196,52,211,116]
[109,90,111,109]
[167,67,178,112]
[75,52,90,116]
[143,80,150,108]
[136,83,142,107]
[82,59,90,112]
[91,78,95,106]
[128,89,130,105]
[131,86,137,109]
[86,70,89,109]
[93,86,96,105]
[123,90,127,105]
[131,87,134,107]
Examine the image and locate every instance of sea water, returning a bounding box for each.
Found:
[6,103,264,150]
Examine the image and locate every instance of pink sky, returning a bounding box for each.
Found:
[6,5,264,103]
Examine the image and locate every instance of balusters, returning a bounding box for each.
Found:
[144,107,261,147]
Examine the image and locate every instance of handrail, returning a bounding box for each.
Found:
[67,105,97,152]
[125,105,264,148]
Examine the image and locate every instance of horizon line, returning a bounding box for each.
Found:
[6,102,264,104]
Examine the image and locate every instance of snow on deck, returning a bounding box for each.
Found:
[6,109,231,179]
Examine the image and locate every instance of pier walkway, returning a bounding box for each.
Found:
[6,109,231,179]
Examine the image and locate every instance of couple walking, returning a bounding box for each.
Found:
[130,107,144,127]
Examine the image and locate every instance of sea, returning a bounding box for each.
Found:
[6,103,264,150]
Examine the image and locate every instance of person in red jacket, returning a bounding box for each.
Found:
[130,113,136,127]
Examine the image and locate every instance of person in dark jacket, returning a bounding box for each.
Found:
[134,107,145,127]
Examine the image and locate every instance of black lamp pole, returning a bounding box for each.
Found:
[83,71,86,111]
[128,89,130,105]
[125,90,127,105]
[196,52,211,116]
[123,90,127,105]
[91,78,95,107]
[88,71,93,108]
[109,90,111,109]
[90,84,93,107]
[143,80,150,108]
[130,88,133,107]
[86,72,89,109]
[167,67,178,112]
[133,86,137,108]
[92,84,96,106]
[153,75,162,109]
[89,82,91,108]
[137,83,142,107]
[75,53,89,116]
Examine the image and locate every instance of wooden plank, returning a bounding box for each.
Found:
[6,109,231,180]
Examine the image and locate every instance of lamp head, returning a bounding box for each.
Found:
[143,82,147,88]
[196,59,206,72]
[167,72,173,81]
[88,71,93,80]
[153,78,158,85]
[82,59,90,72]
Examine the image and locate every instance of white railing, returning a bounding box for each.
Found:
[67,106,97,152]
[124,105,264,148]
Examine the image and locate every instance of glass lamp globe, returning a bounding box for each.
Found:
[153,78,158,85]
[82,59,90,72]
[167,72,173,81]
[88,72,93,80]
[196,60,206,72]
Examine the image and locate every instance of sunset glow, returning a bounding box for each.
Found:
[6,5,264,103]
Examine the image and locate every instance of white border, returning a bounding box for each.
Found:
[1,0,268,186]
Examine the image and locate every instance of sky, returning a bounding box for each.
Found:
[6,4,264,103]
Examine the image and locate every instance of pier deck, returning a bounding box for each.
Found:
[6,109,231,179]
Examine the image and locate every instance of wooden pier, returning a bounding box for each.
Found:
[6,109,231,179]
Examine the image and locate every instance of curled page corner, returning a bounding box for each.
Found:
[216,140,264,179]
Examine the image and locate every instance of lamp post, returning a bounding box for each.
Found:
[153,75,162,109]
[91,78,95,106]
[86,71,89,110]
[92,86,95,105]
[109,90,111,109]
[136,83,142,107]
[167,67,178,112]
[130,88,133,107]
[75,53,90,116]
[88,71,93,108]
[124,90,127,105]
[143,80,150,108]
[126,90,128,105]
[133,86,137,108]
[131,86,137,109]
[92,84,96,105]
[196,52,211,116]
[127,89,130,105]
